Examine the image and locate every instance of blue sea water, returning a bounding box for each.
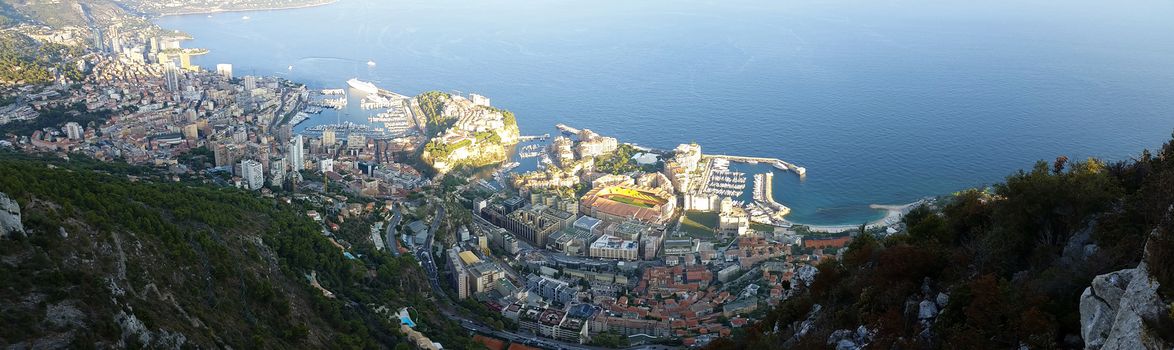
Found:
[156,0,1174,225]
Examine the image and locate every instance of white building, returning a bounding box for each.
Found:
[163,62,180,91]
[470,93,491,107]
[240,159,264,191]
[288,135,304,171]
[63,122,83,140]
[589,234,639,261]
[216,64,233,80]
[320,158,334,173]
[243,75,257,91]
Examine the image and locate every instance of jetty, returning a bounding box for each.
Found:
[752,172,791,220]
[555,123,580,135]
[705,154,806,177]
[519,134,550,142]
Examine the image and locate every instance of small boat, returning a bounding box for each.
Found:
[241,16,251,20]
[367,60,376,67]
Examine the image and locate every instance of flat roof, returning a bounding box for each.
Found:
[459,251,482,265]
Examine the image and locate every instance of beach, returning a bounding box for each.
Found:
[785,198,930,233]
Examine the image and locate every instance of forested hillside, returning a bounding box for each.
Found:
[709,133,1174,349]
[0,152,476,349]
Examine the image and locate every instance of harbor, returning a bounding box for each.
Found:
[705,154,807,177]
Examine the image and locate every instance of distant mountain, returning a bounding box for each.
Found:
[0,152,478,349]
[708,133,1174,349]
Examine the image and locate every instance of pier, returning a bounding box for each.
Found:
[518,134,550,142]
[705,154,806,177]
[555,123,580,136]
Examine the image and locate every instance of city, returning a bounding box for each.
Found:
[2,1,1173,350]
[0,8,903,349]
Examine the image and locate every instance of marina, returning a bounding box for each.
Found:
[518,134,550,142]
[706,154,807,177]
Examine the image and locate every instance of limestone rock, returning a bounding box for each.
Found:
[918,300,938,320]
[827,325,874,350]
[794,265,819,288]
[935,292,950,308]
[0,192,22,237]
[1079,263,1172,350]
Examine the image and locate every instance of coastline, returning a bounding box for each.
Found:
[785,198,929,233]
[153,0,339,18]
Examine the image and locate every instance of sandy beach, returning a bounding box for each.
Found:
[784,198,930,233]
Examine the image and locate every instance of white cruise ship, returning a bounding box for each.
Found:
[347,78,379,95]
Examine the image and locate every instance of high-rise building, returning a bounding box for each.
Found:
[269,157,287,188]
[243,76,257,91]
[179,53,192,70]
[92,28,104,52]
[319,158,334,173]
[216,64,233,80]
[63,122,83,140]
[448,247,470,299]
[287,135,304,171]
[241,159,264,191]
[322,128,336,146]
[109,26,121,54]
[163,62,180,91]
[149,36,159,54]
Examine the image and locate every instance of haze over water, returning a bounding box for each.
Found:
[158,0,1174,225]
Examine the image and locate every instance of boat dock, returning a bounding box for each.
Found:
[519,134,550,142]
[705,154,806,177]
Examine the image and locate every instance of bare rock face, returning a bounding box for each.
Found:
[0,192,22,237]
[1079,263,1171,350]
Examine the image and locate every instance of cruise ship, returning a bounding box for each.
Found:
[347,78,379,95]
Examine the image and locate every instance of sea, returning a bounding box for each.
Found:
[156,0,1174,226]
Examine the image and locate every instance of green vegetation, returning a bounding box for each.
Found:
[416,90,453,135]
[0,32,84,86]
[708,133,1174,349]
[1,102,111,137]
[750,222,776,233]
[591,332,630,348]
[424,138,472,160]
[594,143,642,175]
[0,152,475,348]
[680,210,718,238]
[608,194,656,208]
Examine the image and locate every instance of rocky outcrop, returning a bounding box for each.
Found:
[826,325,874,350]
[1079,262,1172,350]
[0,192,22,237]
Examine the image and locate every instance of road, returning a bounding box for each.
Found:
[384,208,402,256]
[415,206,446,298]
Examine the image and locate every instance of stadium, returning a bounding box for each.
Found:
[580,185,676,225]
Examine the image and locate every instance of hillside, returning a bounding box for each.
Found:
[0,152,477,349]
[708,133,1174,349]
